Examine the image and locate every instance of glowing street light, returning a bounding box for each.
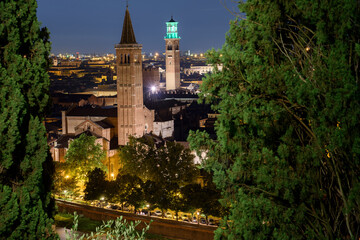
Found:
[151,86,156,93]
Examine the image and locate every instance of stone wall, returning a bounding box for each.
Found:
[56,200,215,240]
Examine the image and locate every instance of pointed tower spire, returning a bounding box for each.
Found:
[120,7,137,44]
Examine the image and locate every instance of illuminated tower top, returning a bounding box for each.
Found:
[165,16,180,39]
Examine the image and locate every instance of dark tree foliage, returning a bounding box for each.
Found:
[0,0,56,239]
[142,180,172,214]
[120,135,198,189]
[189,0,360,239]
[112,174,144,212]
[84,168,108,201]
[181,183,224,221]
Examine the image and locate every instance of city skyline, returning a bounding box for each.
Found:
[37,0,239,55]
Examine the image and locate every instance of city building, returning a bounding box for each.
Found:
[48,7,219,181]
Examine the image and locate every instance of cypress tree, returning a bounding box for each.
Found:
[189,0,360,239]
[0,0,56,239]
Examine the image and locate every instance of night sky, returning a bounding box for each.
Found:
[37,0,239,55]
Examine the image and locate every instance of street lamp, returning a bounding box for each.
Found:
[151,86,156,93]
[146,204,150,216]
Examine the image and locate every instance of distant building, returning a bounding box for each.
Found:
[165,16,181,90]
[184,64,223,75]
[52,106,120,178]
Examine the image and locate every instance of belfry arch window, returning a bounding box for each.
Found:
[168,45,172,50]
[127,54,130,63]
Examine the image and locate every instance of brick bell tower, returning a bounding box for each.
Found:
[165,16,181,90]
[115,6,144,145]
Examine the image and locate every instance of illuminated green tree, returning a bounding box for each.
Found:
[53,162,78,196]
[0,0,57,238]
[65,133,106,185]
[189,0,360,239]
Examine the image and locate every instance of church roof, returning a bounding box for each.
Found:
[120,7,137,44]
[67,105,117,117]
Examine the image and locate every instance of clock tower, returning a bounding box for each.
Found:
[165,16,181,90]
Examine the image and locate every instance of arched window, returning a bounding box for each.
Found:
[127,54,130,63]
[120,54,123,64]
[168,45,172,50]
[175,45,179,50]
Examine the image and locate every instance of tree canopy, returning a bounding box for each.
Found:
[189,0,360,239]
[65,133,106,183]
[84,168,108,201]
[0,0,56,238]
[119,135,198,187]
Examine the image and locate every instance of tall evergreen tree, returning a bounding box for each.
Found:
[0,0,56,239]
[189,0,360,239]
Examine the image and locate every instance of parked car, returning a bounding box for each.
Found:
[165,212,172,219]
[208,218,215,225]
[154,210,162,216]
[122,206,130,211]
[200,218,206,224]
[181,214,190,222]
[110,204,120,210]
[105,204,113,209]
[140,209,148,215]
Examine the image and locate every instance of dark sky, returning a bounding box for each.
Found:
[37,0,239,55]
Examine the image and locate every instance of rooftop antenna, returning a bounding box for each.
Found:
[126,0,129,8]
